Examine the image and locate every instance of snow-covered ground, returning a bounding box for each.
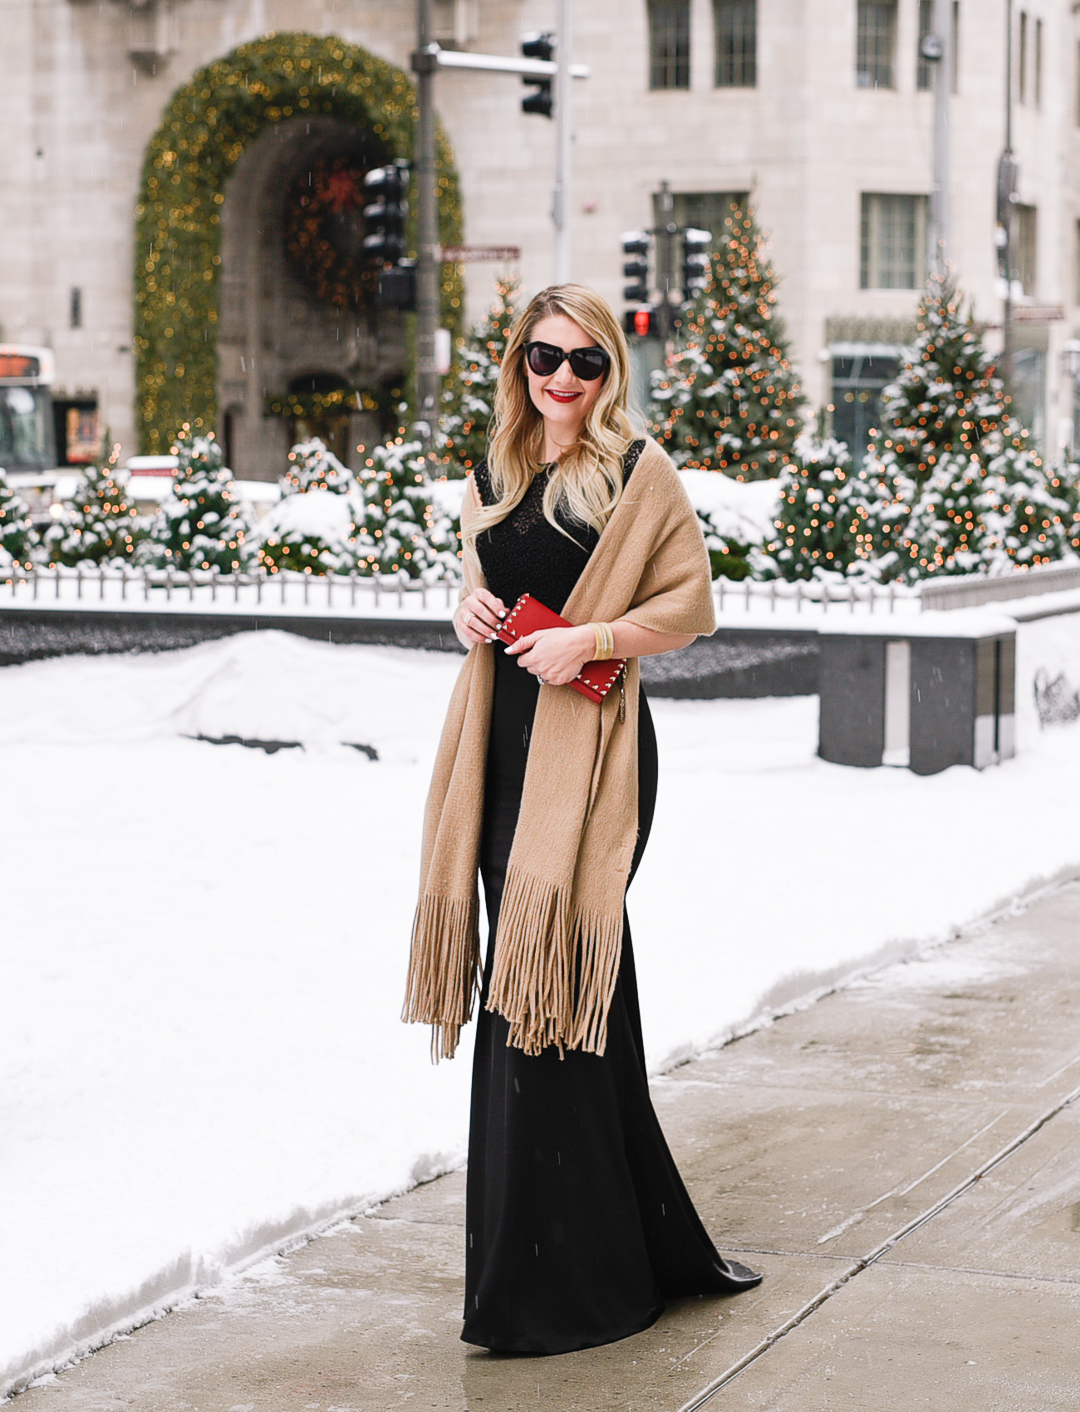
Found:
[3,629,1080,1397]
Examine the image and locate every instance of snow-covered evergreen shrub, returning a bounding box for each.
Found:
[354,438,461,580]
[679,469,780,581]
[0,472,38,569]
[44,447,138,567]
[765,435,871,580]
[1047,459,1080,557]
[695,510,755,580]
[256,439,361,575]
[139,427,255,573]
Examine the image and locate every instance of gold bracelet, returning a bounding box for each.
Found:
[590,622,615,661]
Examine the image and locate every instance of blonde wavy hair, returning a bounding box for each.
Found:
[466,284,636,549]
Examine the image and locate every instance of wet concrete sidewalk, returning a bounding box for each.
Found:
[17,879,1080,1412]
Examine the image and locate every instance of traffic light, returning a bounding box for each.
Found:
[377,259,417,311]
[624,307,659,338]
[362,161,410,265]
[521,32,555,117]
[681,227,712,302]
[621,232,650,304]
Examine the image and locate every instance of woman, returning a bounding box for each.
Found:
[403,285,761,1355]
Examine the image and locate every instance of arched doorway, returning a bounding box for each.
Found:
[134,33,463,460]
[216,115,402,476]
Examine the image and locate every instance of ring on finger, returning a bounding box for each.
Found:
[463,609,473,627]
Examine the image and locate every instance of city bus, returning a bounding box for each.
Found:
[0,344,58,475]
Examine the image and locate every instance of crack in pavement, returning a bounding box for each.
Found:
[675,1073,1080,1412]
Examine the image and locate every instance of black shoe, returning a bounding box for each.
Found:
[720,1257,764,1288]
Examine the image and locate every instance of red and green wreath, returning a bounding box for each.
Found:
[284,154,383,310]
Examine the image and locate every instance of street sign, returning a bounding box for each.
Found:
[440,244,522,262]
[1011,304,1064,323]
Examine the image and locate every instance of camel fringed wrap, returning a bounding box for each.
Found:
[402,438,716,1060]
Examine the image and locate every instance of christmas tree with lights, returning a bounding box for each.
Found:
[354,437,461,579]
[858,275,1073,580]
[45,447,138,566]
[139,426,254,573]
[436,274,520,478]
[650,203,805,480]
[256,439,360,575]
[0,473,37,569]
[766,435,872,580]
[1053,460,1080,555]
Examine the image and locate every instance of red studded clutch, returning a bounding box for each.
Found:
[493,593,627,704]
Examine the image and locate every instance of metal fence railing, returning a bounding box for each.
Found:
[711,575,921,616]
[3,560,1078,619]
[0,564,461,615]
[919,560,1080,610]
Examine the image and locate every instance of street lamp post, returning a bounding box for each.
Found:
[1001,0,1016,389]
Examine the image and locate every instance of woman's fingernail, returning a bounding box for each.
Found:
[498,609,507,618]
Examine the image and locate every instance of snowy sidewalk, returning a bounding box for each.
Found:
[15,877,1080,1411]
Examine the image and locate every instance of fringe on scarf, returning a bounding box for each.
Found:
[485,867,624,1057]
[402,893,481,1061]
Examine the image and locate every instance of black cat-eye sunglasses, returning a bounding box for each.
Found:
[524,341,611,381]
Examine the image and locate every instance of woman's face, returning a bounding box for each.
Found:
[523,313,608,447]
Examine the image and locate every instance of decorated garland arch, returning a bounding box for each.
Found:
[135,32,464,453]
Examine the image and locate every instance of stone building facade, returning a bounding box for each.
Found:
[3,0,1079,477]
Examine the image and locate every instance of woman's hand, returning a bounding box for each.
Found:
[454,588,507,649]
[506,625,596,687]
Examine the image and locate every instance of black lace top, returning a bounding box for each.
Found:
[473,439,645,614]
[475,441,647,801]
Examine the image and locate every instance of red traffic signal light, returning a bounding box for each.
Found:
[624,307,658,338]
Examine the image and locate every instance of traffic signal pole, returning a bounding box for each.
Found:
[413,0,440,444]
[553,0,573,284]
[929,0,952,277]
[410,4,590,444]
[656,182,675,341]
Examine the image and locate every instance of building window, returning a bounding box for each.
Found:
[831,348,902,464]
[917,0,933,89]
[1016,204,1037,295]
[917,1,960,93]
[715,0,756,87]
[1018,11,1028,104]
[860,194,928,289]
[857,0,897,89]
[658,190,750,234]
[648,0,691,90]
[651,191,748,285]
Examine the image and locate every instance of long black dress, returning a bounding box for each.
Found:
[463,445,761,1355]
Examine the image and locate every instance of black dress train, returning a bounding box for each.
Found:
[463,445,761,1355]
